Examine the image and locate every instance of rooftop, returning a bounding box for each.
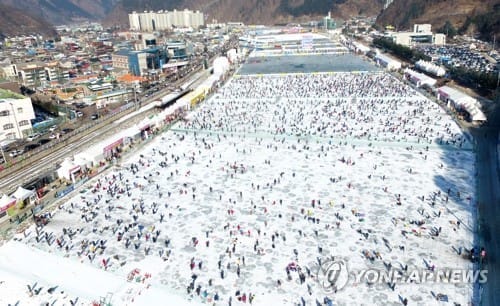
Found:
[0,88,25,100]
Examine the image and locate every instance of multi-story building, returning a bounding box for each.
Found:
[166,41,188,60]
[112,49,131,70]
[0,90,36,140]
[16,62,70,88]
[128,46,169,76]
[388,24,446,47]
[16,62,47,88]
[129,9,204,32]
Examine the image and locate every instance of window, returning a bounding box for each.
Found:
[0,110,10,116]
[5,132,16,139]
[19,120,29,126]
[17,107,23,113]
[3,123,14,130]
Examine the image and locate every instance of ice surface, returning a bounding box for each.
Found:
[1,72,476,306]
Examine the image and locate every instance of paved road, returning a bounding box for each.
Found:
[470,102,500,306]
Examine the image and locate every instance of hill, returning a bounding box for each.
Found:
[104,0,386,27]
[0,0,118,25]
[0,3,56,38]
[377,0,500,41]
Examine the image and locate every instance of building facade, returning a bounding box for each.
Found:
[0,92,36,140]
[389,24,446,47]
[129,9,204,32]
[127,46,168,76]
[112,50,131,70]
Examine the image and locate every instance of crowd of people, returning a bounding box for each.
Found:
[15,72,477,306]
[187,73,468,148]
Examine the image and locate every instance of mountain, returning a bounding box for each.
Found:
[105,0,385,27]
[0,3,56,38]
[377,0,500,41]
[0,0,119,25]
[1,0,498,42]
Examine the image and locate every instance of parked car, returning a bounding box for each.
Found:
[91,113,99,120]
[9,149,23,157]
[49,134,57,139]
[49,125,57,132]
[76,111,84,117]
[61,128,73,134]
[26,133,41,141]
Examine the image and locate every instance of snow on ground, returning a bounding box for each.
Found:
[1,71,476,306]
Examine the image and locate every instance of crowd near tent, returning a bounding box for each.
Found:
[437,86,486,122]
[374,53,401,71]
[404,69,436,88]
[416,60,446,77]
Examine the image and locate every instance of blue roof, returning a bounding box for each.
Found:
[115,49,131,56]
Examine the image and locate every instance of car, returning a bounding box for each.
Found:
[91,113,99,120]
[49,134,57,139]
[49,125,57,132]
[76,111,84,117]
[61,128,73,134]
[26,133,41,141]
[9,149,23,157]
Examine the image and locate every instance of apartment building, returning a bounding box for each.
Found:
[129,9,204,32]
[0,90,36,140]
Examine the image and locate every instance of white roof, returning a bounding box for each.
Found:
[12,186,34,200]
[375,53,400,64]
[0,194,16,206]
[438,86,486,121]
[404,69,436,87]
[438,86,474,103]
[352,41,370,52]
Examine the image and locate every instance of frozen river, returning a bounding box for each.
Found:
[0,69,477,306]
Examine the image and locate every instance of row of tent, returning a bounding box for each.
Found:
[56,100,190,182]
[404,69,486,122]
[0,186,38,216]
[56,55,239,182]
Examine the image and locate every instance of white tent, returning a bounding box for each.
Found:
[74,152,93,168]
[0,194,16,213]
[437,86,486,122]
[57,158,81,182]
[375,53,401,71]
[352,41,370,53]
[404,69,436,87]
[12,186,36,202]
[213,56,230,75]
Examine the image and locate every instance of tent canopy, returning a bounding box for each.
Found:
[438,86,486,122]
[0,194,16,206]
[12,186,35,201]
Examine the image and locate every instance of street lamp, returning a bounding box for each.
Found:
[0,132,6,162]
